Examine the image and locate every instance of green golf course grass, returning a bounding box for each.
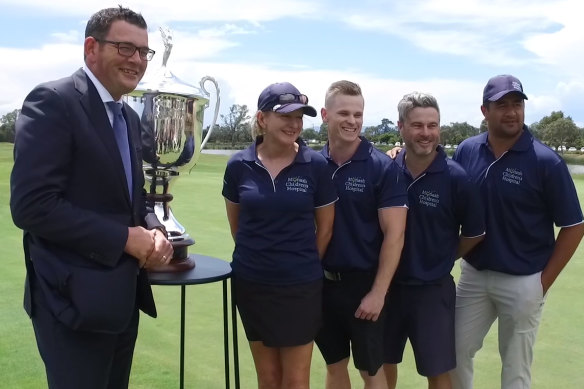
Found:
[1,142,582,388]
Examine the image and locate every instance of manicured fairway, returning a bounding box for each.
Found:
[1,144,583,388]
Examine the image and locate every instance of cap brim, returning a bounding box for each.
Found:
[488,90,528,101]
[275,103,317,117]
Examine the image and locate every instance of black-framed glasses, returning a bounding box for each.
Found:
[96,39,156,61]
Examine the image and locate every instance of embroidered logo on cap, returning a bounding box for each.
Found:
[512,81,522,91]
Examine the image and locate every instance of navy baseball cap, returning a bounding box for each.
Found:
[257,82,317,117]
[483,74,528,103]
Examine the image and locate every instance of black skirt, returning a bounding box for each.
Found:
[233,277,323,347]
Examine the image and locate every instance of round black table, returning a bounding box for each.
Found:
[148,254,240,389]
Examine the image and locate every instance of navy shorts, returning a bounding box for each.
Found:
[383,275,456,377]
[315,271,386,376]
[233,277,323,347]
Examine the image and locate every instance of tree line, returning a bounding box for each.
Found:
[2,105,583,151]
[0,109,18,143]
[204,105,584,151]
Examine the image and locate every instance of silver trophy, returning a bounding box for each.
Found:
[125,27,220,271]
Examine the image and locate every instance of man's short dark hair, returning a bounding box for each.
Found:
[85,6,147,40]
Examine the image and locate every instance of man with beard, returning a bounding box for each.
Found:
[382,92,484,389]
[450,75,584,389]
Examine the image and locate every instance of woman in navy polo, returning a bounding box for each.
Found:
[222,82,337,388]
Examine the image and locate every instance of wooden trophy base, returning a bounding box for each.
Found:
[147,237,196,273]
[148,256,196,273]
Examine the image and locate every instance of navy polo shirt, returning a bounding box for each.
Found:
[320,137,408,271]
[222,137,338,285]
[394,146,485,283]
[453,126,584,275]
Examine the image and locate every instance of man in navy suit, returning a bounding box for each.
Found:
[10,6,173,389]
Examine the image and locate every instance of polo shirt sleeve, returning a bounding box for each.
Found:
[454,168,486,238]
[452,141,468,164]
[222,157,240,204]
[378,160,409,209]
[543,159,584,227]
[313,156,338,208]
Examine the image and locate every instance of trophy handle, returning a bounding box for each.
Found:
[199,76,220,150]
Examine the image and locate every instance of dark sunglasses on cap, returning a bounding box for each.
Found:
[265,93,309,111]
[277,93,309,105]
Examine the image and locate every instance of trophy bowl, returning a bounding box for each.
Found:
[124,28,220,272]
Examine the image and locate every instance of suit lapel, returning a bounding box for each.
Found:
[73,69,132,206]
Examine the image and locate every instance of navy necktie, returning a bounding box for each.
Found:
[107,101,133,198]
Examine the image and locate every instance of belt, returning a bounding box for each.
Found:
[323,269,375,282]
[323,270,343,281]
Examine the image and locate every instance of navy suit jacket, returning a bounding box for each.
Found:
[10,68,158,334]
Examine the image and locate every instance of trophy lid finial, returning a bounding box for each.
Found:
[130,26,206,99]
[159,26,173,67]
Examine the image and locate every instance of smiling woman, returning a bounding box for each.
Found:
[222,81,336,389]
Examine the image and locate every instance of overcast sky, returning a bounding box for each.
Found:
[1,0,583,130]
